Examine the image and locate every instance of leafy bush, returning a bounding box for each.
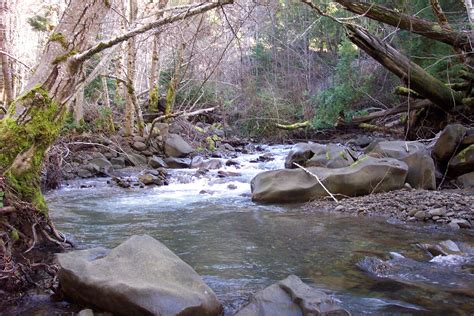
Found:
[310,39,373,128]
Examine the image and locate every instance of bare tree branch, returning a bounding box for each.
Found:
[73,0,233,64]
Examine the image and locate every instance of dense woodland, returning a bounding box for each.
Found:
[0,0,473,314]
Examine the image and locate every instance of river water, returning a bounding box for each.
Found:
[42,145,473,315]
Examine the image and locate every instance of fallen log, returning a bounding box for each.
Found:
[350,100,432,124]
[275,121,310,130]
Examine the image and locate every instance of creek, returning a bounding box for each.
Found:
[28,145,474,315]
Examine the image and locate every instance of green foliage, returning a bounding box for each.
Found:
[0,191,4,208]
[49,33,68,49]
[27,15,51,32]
[310,39,370,128]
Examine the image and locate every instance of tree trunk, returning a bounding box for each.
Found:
[465,0,474,23]
[345,24,463,110]
[73,87,84,124]
[148,0,169,112]
[164,42,185,117]
[149,33,161,112]
[101,74,115,133]
[0,0,13,105]
[334,0,474,52]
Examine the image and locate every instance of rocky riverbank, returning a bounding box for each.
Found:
[303,188,474,230]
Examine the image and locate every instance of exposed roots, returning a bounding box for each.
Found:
[0,176,69,293]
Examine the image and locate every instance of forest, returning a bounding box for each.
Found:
[0,0,473,315]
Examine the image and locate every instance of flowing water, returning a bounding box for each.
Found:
[37,145,474,315]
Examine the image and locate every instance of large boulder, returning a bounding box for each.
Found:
[125,152,147,166]
[164,157,191,169]
[235,275,349,316]
[148,156,168,169]
[457,172,474,189]
[461,128,474,147]
[284,143,326,169]
[306,144,355,169]
[164,134,194,158]
[448,144,474,177]
[88,157,113,175]
[57,235,222,316]
[367,141,436,190]
[191,157,223,170]
[432,124,467,162]
[251,156,408,203]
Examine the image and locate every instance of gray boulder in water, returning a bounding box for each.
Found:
[235,275,350,316]
[57,235,222,316]
[164,133,194,158]
[251,156,408,203]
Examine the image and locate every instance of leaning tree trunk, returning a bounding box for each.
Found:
[1,0,109,213]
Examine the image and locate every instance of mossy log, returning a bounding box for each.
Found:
[275,121,310,130]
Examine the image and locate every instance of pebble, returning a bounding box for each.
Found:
[451,219,471,229]
[414,211,427,220]
[448,222,460,230]
[429,207,447,217]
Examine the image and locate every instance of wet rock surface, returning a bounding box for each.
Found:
[57,235,222,316]
[235,275,350,316]
[251,156,408,203]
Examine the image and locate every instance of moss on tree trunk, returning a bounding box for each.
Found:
[0,86,64,213]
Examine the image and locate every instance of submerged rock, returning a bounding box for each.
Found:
[57,235,222,316]
[251,156,408,203]
[235,275,349,316]
[357,249,474,296]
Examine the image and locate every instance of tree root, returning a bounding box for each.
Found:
[0,176,70,293]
